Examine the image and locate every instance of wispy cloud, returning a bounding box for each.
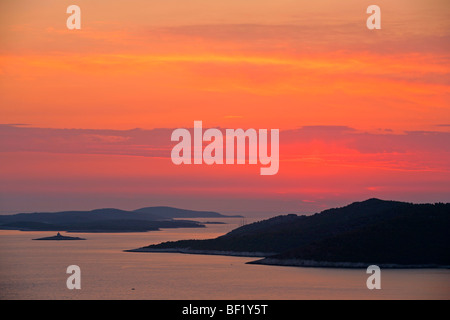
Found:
[1,124,449,173]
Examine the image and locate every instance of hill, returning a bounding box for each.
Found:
[0,206,238,232]
[133,206,242,218]
[130,199,450,267]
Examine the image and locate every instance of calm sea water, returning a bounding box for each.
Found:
[0,218,449,300]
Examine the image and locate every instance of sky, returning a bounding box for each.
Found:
[0,0,449,216]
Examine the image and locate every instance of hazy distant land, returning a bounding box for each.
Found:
[128,199,450,268]
[0,206,241,233]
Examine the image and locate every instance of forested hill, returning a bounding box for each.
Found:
[138,199,450,267]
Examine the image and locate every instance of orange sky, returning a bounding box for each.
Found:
[0,0,449,215]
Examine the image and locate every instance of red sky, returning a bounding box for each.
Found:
[0,0,449,215]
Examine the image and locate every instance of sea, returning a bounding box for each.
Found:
[0,217,449,300]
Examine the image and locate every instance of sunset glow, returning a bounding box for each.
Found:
[1,0,449,215]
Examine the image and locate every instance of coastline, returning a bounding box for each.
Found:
[124,247,273,258]
[247,258,450,269]
[125,247,450,269]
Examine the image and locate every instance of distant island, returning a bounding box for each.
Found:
[127,199,450,268]
[0,206,241,233]
[33,232,86,241]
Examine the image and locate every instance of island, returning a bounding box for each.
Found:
[33,232,86,241]
[0,206,241,233]
[127,199,450,268]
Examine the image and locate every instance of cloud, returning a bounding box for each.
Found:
[1,123,449,214]
[1,124,449,174]
[0,124,173,158]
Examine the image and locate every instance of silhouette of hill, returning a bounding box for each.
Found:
[131,199,450,267]
[0,206,237,232]
[133,206,242,218]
